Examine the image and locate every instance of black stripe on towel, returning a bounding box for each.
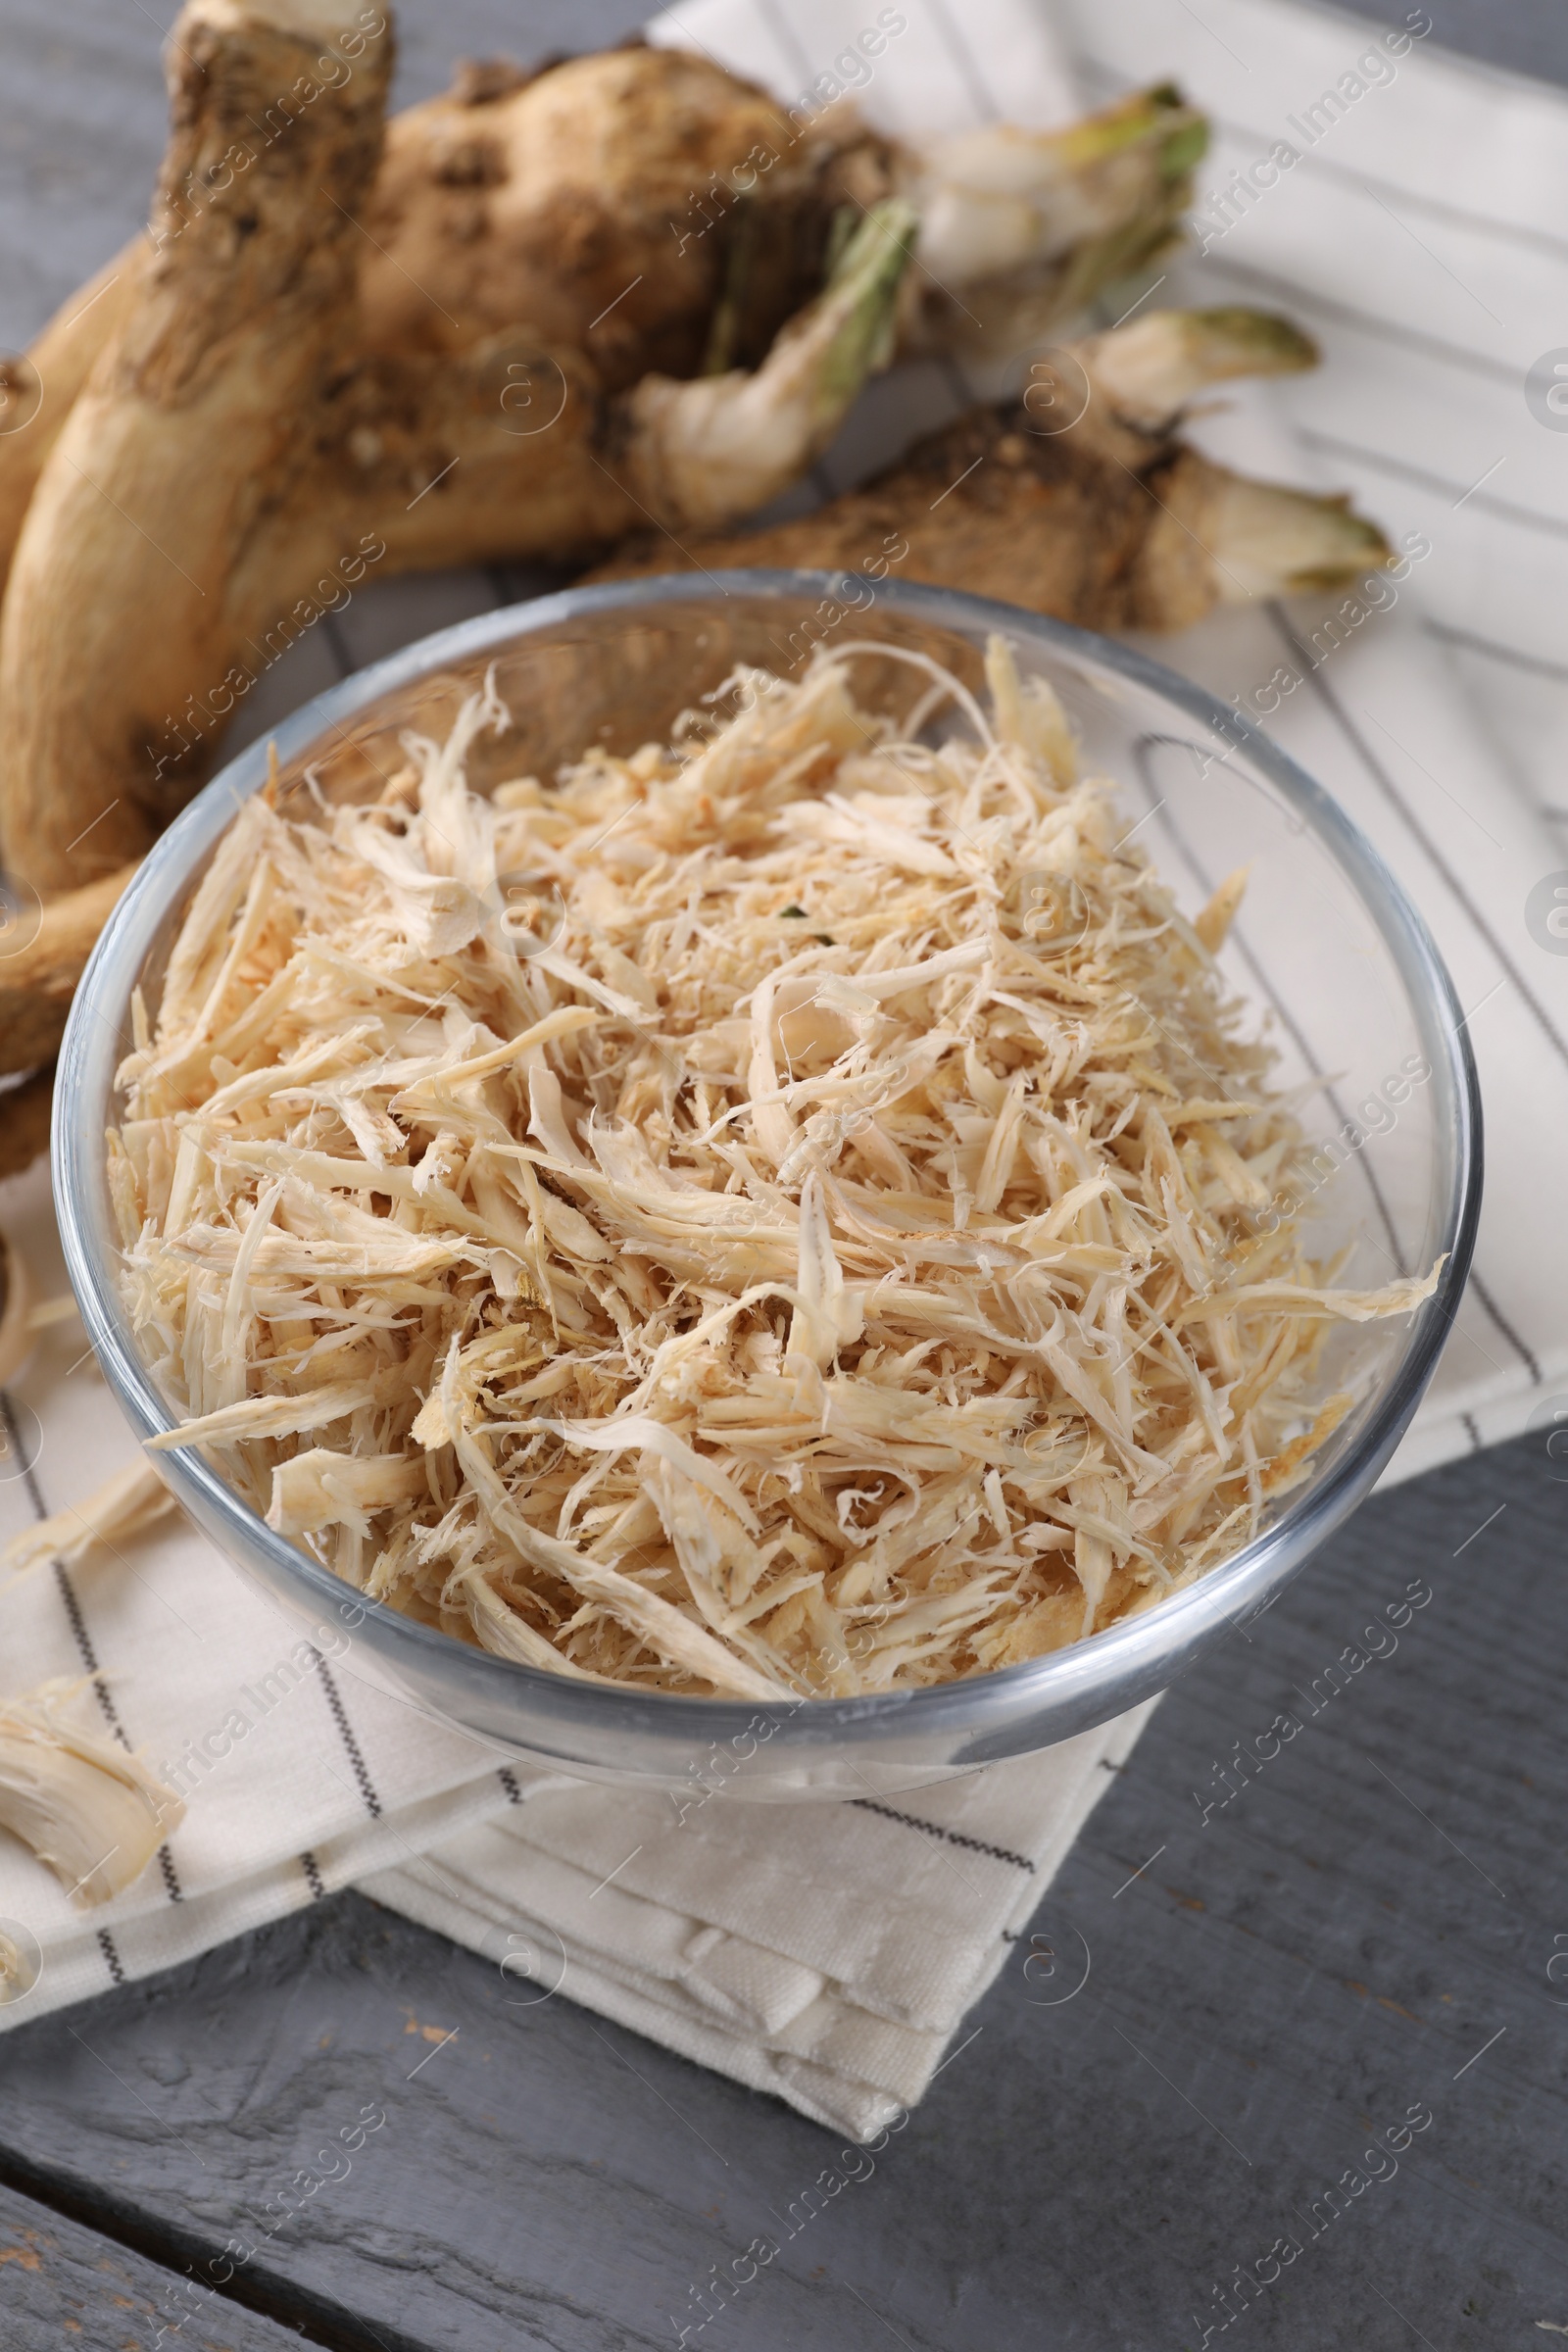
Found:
[1468,1272,1543,1385]
[1426,622,1568,690]
[924,0,1003,122]
[1197,252,1519,393]
[1190,103,1568,267]
[850,1798,1036,1874]
[96,1929,124,1985]
[300,1851,326,1901]
[1296,432,1568,547]
[53,1559,127,1744]
[311,1652,382,1818]
[1268,606,1568,1078]
[498,1768,523,1805]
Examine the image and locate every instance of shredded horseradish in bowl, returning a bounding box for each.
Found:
[109,637,1437,1700]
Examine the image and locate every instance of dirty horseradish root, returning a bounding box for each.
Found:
[112,641,1435,1698]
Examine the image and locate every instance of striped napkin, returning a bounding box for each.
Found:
[2,0,1560,2137]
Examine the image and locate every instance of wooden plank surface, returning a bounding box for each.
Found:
[1,2177,307,2352]
[2,1436,1566,2351]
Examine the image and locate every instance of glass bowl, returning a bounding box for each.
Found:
[53,575,1481,1799]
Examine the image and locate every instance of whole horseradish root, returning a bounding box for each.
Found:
[0,53,1203,560]
[0,13,1204,901]
[0,1,922,900]
[596,307,1394,624]
[0,16,1378,1114]
[0,0,395,897]
[352,57,1205,372]
[0,860,142,1081]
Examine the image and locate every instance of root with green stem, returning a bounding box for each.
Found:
[594,305,1394,629]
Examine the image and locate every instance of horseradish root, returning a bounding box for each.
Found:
[0,1069,54,1182]
[359,42,901,384]
[0,13,917,899]
[900,83,1206,351]
[597,307,1394,624]
[0,43,873,596]
[0,1682,182,1905]
[113,650,1434,1698]
[0,860,140,1076]
[0,0,395,898]
[0,243,146,605]
[2,58,1202,495]
[613,200,914,528]
[0,39,1202,826]
[357,63,1204,368]
[0,1225,28,1387]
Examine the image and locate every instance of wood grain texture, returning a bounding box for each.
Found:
[1349,0,1568,81]
[0,2176,307,2351]
[1,1436,1565,2351]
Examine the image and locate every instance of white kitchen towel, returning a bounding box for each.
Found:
[2,0,1564,2138]
[357,1702,1149,2137]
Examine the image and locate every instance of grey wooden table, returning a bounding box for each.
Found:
[4,5,1567,2347]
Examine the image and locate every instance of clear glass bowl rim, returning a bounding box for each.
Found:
[53,571,1483,1751]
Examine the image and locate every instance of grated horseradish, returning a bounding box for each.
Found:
[112,641,1434,1698]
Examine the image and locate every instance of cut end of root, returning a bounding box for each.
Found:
[1057,81,1207,178]
[1085,307,1319,433]
[622,197,916,528]
[183,0,382,39]
[1209,478,1395,600]
[1183,307,1319,376]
